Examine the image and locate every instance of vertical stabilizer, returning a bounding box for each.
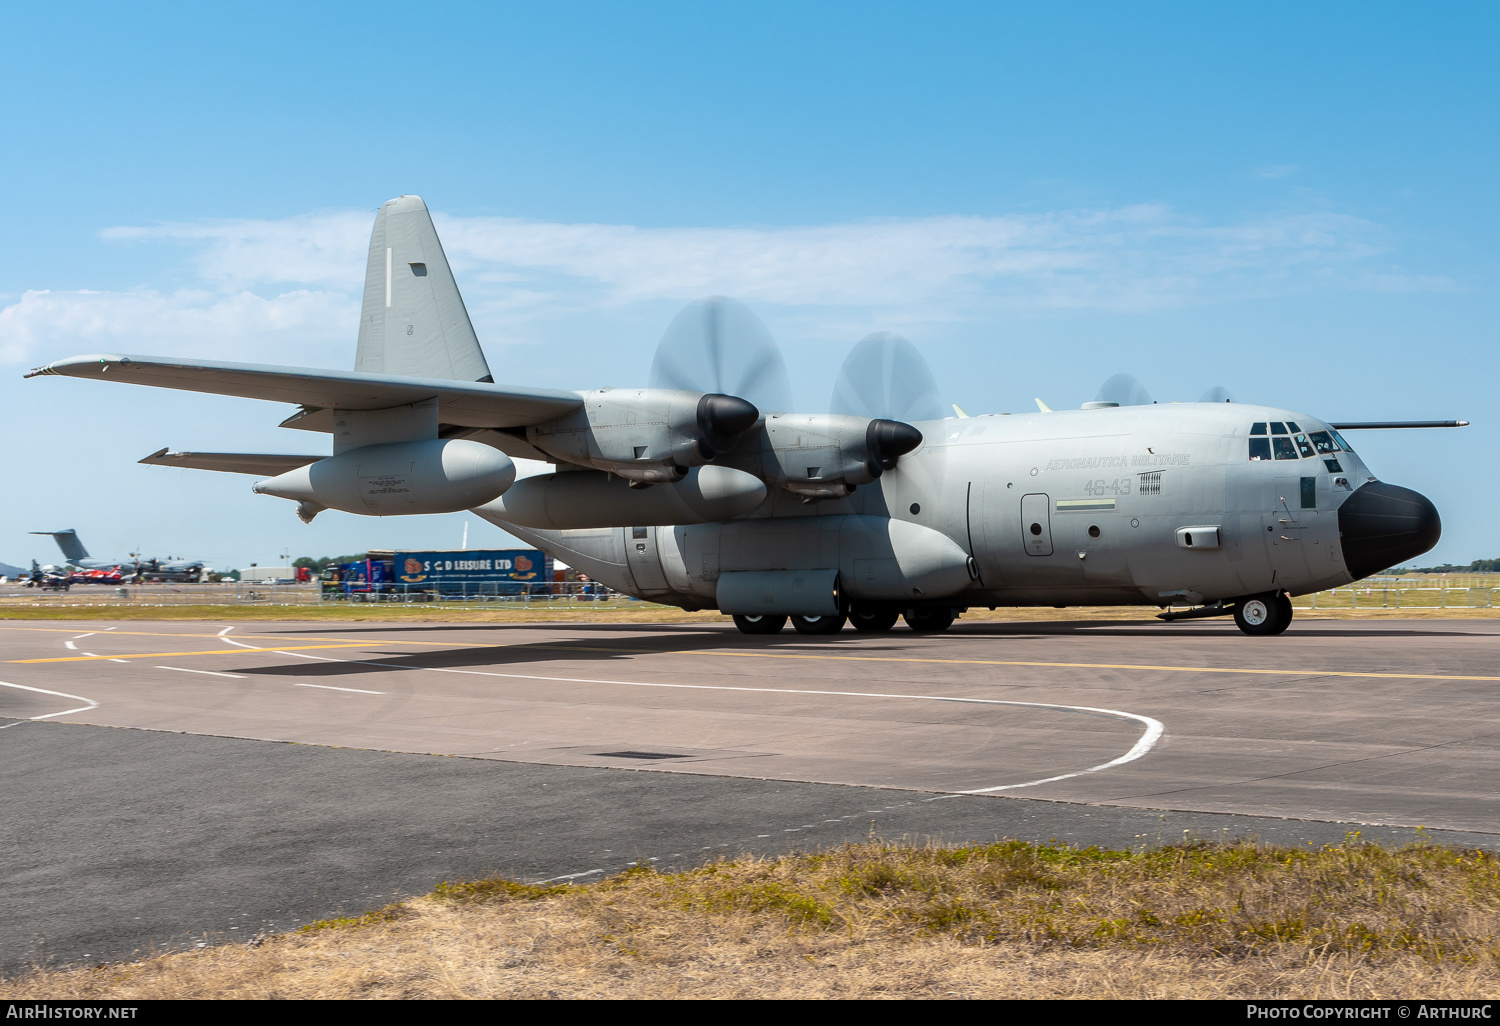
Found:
[30,529,89,562]
[355,195,493,383]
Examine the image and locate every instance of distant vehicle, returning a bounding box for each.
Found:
[23,560,71,591]
[29,529,208,582]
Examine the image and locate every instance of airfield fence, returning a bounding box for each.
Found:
[0,581,645,610]
[2,575,1496,611]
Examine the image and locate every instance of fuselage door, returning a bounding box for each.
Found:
[624,525,669,593]
[1021,493,1053,556]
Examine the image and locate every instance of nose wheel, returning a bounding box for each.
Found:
[1233,592,1293,636]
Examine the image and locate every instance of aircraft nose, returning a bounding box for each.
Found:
[1338,481,1441,579]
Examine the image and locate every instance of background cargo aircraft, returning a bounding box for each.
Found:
[28,528,207,582]
[27,196,1457,635]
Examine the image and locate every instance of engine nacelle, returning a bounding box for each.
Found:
[476,464,766,529]
[525,389,759,485]
[252,438,516,518]
[747,414,923,500]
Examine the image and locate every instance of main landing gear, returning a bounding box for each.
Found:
[731,606,960,635]
[1233,592,1293,636]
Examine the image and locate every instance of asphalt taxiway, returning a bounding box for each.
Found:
[3,616,1497,972]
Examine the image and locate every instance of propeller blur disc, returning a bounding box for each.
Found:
[649,297,792,413]
[1199,385,1235,403]
[830,333,945,422]
[1096,373,1154,407]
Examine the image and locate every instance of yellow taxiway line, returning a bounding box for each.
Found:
[4,625,1498,683]
[10,643,380,664]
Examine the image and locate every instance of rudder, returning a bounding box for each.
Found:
[355,195,493,383]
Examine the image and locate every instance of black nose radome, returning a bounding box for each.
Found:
[1338,481,1441,580]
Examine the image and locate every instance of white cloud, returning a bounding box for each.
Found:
[2,287,356,367]
[0,202,1453,366]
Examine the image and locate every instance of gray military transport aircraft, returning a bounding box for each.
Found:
[27,529,207,581]
[27,196,1458,636]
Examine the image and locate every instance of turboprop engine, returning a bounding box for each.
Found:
[753,414,923,500]
[252,438,516,522]
[526,389,760,485]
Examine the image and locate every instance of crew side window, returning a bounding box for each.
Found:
[1272,436,1298,460]
[1309,431,1340,454]
[1249,438,1272,461]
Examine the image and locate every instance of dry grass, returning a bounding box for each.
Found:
[7,837,1499,999]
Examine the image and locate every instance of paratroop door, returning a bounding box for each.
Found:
[1021,493,1053,556]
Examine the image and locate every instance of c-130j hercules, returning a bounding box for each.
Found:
[28,196,1459,636]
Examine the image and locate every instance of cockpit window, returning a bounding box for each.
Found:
[1309,430,1340,454]
[1285,421,1301,433]
[1249,438,1272,461]
[1293,434,1315,458]
[1332,429,1355,453]
[1272,436,1298,460]
[1250,422,1267,435]
[1269,421,1287,434]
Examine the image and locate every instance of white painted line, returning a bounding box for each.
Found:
[217,626,235,637]
[276,649,1164,795]
[108,659,129,664]
[156,666,249,680]
[222,638,264,650]
[63,641,77,650]
[537,868,606,884]
[0,679,99,720]
[292,682,385,695]
[71,633,96,640]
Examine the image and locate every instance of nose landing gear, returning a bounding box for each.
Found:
[1233,592,1293,636]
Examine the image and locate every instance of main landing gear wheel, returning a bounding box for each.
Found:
[850,609,900,632]
[1273,592,1294,635]
[733,614,786,635]
[903,609,955,633]
[1233,593,1290,636]
[791,613,847,635]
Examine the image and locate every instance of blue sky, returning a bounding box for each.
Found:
[2,2,1495,571]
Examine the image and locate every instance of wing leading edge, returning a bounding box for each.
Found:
[26,354,583,429]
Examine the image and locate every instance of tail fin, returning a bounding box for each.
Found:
[354,195,493,383]
[30,529,89,562]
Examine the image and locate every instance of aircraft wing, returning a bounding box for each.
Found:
[139,448,323,477]
[26,354,584,429]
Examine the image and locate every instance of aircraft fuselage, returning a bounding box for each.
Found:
[486,402,1438,614]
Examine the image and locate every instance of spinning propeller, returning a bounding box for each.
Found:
[649,297,793,415]
[830,333,946,423]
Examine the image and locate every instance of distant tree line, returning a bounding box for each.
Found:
[292,555,369,573]
[1390,558,1500,574]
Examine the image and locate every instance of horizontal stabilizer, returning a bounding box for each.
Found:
[140,449,322,477]
[27,355,583,429]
